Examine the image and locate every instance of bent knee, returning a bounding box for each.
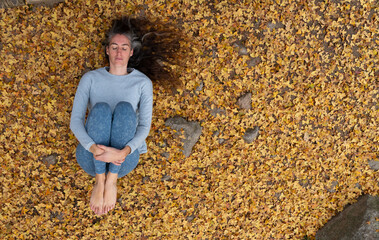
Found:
[115,101,134,112]
[92,102,111,113]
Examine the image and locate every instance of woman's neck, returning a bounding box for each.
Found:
[108,65,128,76]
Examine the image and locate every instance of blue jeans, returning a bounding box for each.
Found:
[76,102,139,178]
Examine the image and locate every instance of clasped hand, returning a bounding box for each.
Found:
[90,144,131,166]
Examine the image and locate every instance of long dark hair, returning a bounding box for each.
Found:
[104,16,186,89]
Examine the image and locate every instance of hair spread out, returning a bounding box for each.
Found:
[104,16,187,90]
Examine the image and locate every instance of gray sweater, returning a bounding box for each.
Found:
[70,67,153,154]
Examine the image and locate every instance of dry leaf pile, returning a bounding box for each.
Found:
[0,0,378,239]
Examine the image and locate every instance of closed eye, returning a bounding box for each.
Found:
[111,46,129,51]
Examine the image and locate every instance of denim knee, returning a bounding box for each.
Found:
[114,101,134,113]
[92,102,112,114]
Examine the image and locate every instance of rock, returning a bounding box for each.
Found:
[299,178,312,189]
[237,92,252,110]
[40,154,58,167]
[186,214,196,222]
[26,0,64,7]
[142,176,151,184]
[50,211,64,222]
[247,56,262,67]
[213,130,226,144]
[195,81,204,93]
[316,195,379,240]
[210,107,226,117]
[243,126,259,143]
[304,132,310,142]
[368,160,379,171]
[0,0,65,8]
[267,21,285,30]
[161,174,171,181]
[327,180,339,193]
[274,192,282,200]
[165,116,202,157]
[0,0,24,8]
[161,152,170,159]
[232,40,249,56]
[352,46,362,59]
[212,130,220,137]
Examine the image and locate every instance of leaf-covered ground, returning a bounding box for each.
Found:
[0,0,378,239]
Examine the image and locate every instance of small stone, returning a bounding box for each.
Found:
[247,56,262,67]
[195,81,204,92]
[142,176,151,184]
[238,46,248,55]
[158,141,167,148]
[304,132,310,142]
[237,92,252,110]
[299,178,311,189]
[274,192,282,200]
[161,175,171,181]
[161,152,170,159]
[40,154,58,167]
[186,214,196,222]
[50,211,64,221]
[212,130,220,137]
[232,40,249,56]
[368,160,379,171]
[327,181,338,193]
[210,107,226,117]
[243,126,259,143]
[267,21,285,30]
[218,138,226,145]
[352,46,362,58]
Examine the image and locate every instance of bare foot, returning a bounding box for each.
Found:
[103,172,118,214]
[90,174,105,215]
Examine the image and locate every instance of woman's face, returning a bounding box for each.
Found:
[106,34,133,69]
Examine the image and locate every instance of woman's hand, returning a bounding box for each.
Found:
[94,145,131,166]
[89,144,105,156]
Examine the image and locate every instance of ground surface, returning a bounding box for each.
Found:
[0,0,378,239]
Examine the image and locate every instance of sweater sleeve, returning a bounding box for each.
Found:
[70,75,96,151]
[126,79,153,154]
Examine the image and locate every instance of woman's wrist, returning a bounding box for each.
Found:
[89,144,97,154]
[121,145,131,158]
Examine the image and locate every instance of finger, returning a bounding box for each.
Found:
[94,155,105,162]
[93,150,102,156]
[97,149,105,155]
[97,145,107,150]
[115,160,124,165]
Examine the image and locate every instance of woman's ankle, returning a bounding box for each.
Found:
[106,172,118,184]
[95,173,106,184]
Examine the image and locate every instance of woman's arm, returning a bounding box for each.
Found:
[70,75,96,151]
[124,79,153,153]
